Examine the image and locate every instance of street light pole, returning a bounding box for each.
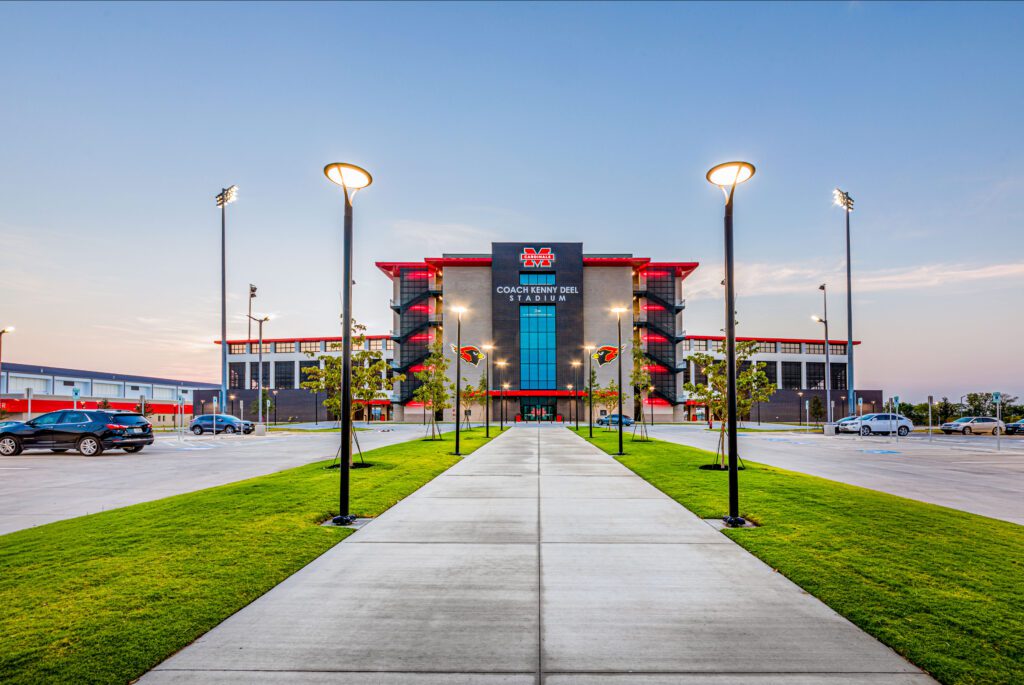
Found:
[215,185,238,415]
[585,344,594,438]
[611,307,627,455]
[814,284,832,423]
[453,306,466,456]
[834,189,855,415]
[0,326,13,396]
[324,162,373,526]
[483,344,494,438]
[246,314,270,424]
[572,360,581,431]
[707,161,756,528]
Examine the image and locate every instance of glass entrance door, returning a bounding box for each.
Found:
[521,398,556,422]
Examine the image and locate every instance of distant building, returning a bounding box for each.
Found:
[0,362,217,425]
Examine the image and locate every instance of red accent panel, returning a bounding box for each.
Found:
[487,390,586,397]
[425,257,493,268]
[641,262,700,280]
[0,398,192,414]
[216,334,390,345]
[583,257,649,267]
[375,261,436,278]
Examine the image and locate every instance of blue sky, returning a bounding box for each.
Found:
[1,2,1022,399]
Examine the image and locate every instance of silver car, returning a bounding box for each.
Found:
[940,416,1005,435]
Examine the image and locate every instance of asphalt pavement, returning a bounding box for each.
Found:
[0,423,441,536]
[648,424,1024,525]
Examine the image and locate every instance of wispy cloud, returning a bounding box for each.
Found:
[391,220,498,257]
[686,260,1024,300]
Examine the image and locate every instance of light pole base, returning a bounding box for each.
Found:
[723,515,747,527]
[332,514,357,526]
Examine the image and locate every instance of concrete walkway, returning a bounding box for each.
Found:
[142,425,932,684]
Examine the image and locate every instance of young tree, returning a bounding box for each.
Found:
[595,380,621,430]
[412,341,453,440]
[965,392,1018,417]
[935,397,956,425]
[97,398,112,410]
[683,340,776,467]
[133,401,154,418]
[809,395,825,424]
[630,331,653,438]
[301,322,403,424]
[459,374,488,428]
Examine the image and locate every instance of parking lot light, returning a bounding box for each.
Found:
[451,306,467,456]
[706,161,756,528]
[215,185,238,418]
[324,162,373,527]
[833,188,855,417]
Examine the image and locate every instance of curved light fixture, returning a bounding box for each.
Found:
[706,161,755,188]
[323,163,373,191]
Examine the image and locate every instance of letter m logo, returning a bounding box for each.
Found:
[519,247,554,268]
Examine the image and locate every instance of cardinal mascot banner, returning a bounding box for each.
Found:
[591,345,623,366]
[452,344,486,366]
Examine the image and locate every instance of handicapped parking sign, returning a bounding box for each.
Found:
[72,387,81,400]
[994,392,1001,404]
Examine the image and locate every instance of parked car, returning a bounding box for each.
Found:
[189,414,254,435]
[596,414,634,427]
[0,420,21,429]
[940,417,1005,435]
[834,415,862,433]
[0,409,153,456]
[1005,419,1024,435]
[841,413,913,436]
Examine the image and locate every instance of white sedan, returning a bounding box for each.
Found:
[840,413,914,436]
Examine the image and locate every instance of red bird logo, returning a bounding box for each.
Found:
[592,345,621,366]
[519,247,555,267]
[451,344,485,366]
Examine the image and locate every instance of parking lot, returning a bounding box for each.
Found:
[0,423,439,536]
[647,424,1024,525]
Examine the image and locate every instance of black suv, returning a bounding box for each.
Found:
[0,410,154,456]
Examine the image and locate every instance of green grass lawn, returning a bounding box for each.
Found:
[572,427,1024,685]
[0,428,492,685]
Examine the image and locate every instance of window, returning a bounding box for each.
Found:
[693,365,708,386]
[831,363,847,390]
[760,361,778,386]
[63,380,75,387]
[806,343,825,355]
[368,339,383,351]
[710,340,724,353]
[300,341,321,354]
[249,362,270,389]
[692,339,708,352]
[299,360,320,383]
[520,272,555,285]
[274,361,295,389]
[780,342,801,354]
[781,362,802,389]
[275,342,295,354]
[806,362,826,389]
[385,339,393,350]
[520,304,556,390]
[253,343,271,354]
[756,341,777,354]
[829,343,847,356]
[679,339,690,351]
[228,343,247,354]
[33,412,63,426]
[229,363,246,389]
[61,411,88,424]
